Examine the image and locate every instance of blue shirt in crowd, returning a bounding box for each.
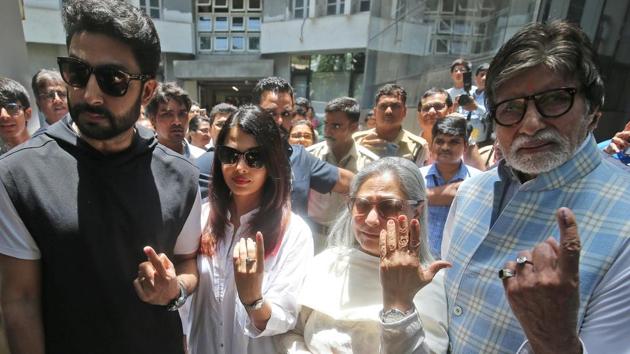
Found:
[420,161,481,258]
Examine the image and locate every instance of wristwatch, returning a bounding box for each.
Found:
[243,298,264,311]
[380,307,414,324]
[166,281,188,312]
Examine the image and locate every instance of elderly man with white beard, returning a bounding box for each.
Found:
[378,20,630,354]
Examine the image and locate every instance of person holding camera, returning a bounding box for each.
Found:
[446,58,489,145]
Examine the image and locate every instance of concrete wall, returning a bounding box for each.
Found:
[23,0,194,54]
[261,12,370,54]
[174,56,274,80]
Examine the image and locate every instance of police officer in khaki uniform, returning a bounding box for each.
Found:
[307,97,379,252]
[353,83,428,166]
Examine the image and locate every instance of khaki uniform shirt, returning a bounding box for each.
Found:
[352,128,428,166]
[306,141,379,251]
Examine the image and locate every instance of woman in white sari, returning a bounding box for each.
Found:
[276,157,451,353]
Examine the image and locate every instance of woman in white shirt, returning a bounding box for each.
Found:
[276,157,451,354]
[186,105,314,354]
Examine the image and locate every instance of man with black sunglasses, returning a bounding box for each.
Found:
[383,20,630,354]
[0,1,200,353]
[0,78,32,155]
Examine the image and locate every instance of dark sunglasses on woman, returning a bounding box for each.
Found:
[57,56,151,97]
[216,145,265,169]
[349,197,423,219]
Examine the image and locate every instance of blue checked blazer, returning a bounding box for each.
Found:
[443,136,630,353]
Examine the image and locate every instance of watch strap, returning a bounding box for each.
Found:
[166,280,188,311]
[243,297,264,311]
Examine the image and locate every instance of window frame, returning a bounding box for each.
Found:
[248,0,262,11]
[213,36,229,51]
[139,0,161,20]
[198,33,213,52]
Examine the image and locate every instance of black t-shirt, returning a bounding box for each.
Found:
[0,117,198,354]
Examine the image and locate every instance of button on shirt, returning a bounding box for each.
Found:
[186,204,314,354]
[420,161,481,258]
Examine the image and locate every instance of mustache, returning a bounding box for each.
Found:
[71,103,114,121]
[511,129,566,150]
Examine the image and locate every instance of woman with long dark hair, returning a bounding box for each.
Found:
[186,105,314,353]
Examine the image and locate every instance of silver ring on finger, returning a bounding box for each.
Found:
[498,268,515,280]
[516,256,534,266]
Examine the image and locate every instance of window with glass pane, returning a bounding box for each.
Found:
[199,35,212,51]
[436,39,449,54]
[214,36,228,51]
[247,17,261,31]
[197,0,210,4]
[198,16,212,31]
[327,0,344,15]
[425,0,438,12]
[232,36,245,51]
[294,0,309,18]
[214,0,227,7]
[248,36,260,50]
[438,19,452,34]
[442,0,455,13]
[248,0,261,10]
[139,0,160,19]
[232,0,244,10]
[232,17,244,31]
[215,16,229,31]
[359,0,370,12]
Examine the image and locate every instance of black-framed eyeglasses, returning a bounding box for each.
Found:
[349,197,423,219]
[57,56,151,97]
[0,102,24,116]
[491,87,578,127]
[39,90,67,101]
[216,145,265,169]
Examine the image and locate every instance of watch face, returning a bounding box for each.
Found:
[381,309,408,323]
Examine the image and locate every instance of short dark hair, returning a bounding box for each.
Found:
[475,63,490,76]
[295,97,311,110]
[210,105,291,258]
[253,76,294,105]
[293,106,308,118]
[209,103,237,124]
[325,96,360,123]
[431,114,468,143]
[450,58,472,73]
[0,77,31,109]
[145,82,192,118]
[31,69,64,99]
[375,83,407,105]
[486,20,604,112]
[419,87,453,110]
[62,0,161,77]
[188,114,210,132]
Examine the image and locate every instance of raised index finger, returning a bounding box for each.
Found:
[144,246,168,278]
[255,232,265,273]
[556,207,581,275]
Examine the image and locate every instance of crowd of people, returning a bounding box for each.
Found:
[0,0,629,353]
